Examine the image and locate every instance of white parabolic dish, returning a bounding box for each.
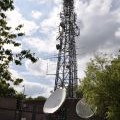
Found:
[76,99,95,119]
[43,88,66,114]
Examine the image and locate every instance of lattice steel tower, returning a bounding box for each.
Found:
[55,0,80,98]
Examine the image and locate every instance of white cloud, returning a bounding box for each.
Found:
[115,28,120,38]
[9,68,24,80]
[14,81,52,98]
[6,8,39,36]
[27,0,46,4]
[10,68,53,97]
[3,44,22,54]
[40,5,61,34]
[21,6,62,55]
[27,0,61,5]
[25,59,47,76]
[77,55,92,79]
[31,10,42,19]
[25,58,56,77]
[23,36,57,54]
[75,0,120,58]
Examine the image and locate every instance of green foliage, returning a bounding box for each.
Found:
[26,96,46,101]
[0,83,16,97]
[34,96,46,101]
[15,92,26,99]
[75,86,83,98]
[80,54,120,120]
[0,0,38,97]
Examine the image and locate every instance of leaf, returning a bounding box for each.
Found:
[14,42,21,46]
[5,49,11,55]
[15,60,22,65]
[17,33,25,36]
[21,50,27,55]
[0,13,6,18]
[15,24,23,30]
[14,78,23,85]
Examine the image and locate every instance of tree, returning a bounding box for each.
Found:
[0,0,38,97]
[80,54,120,120]
[26,96,46,101]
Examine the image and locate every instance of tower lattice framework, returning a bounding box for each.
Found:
[55,0,80,98]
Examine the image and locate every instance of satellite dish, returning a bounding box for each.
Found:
[76,98,96,119]
[43,88,66,114]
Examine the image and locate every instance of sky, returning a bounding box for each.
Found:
[6,0,120,98]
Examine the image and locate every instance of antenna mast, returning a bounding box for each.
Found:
[55,0,80,98]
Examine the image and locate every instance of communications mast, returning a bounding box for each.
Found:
[44,1,95,119]
[55,0,80,98]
